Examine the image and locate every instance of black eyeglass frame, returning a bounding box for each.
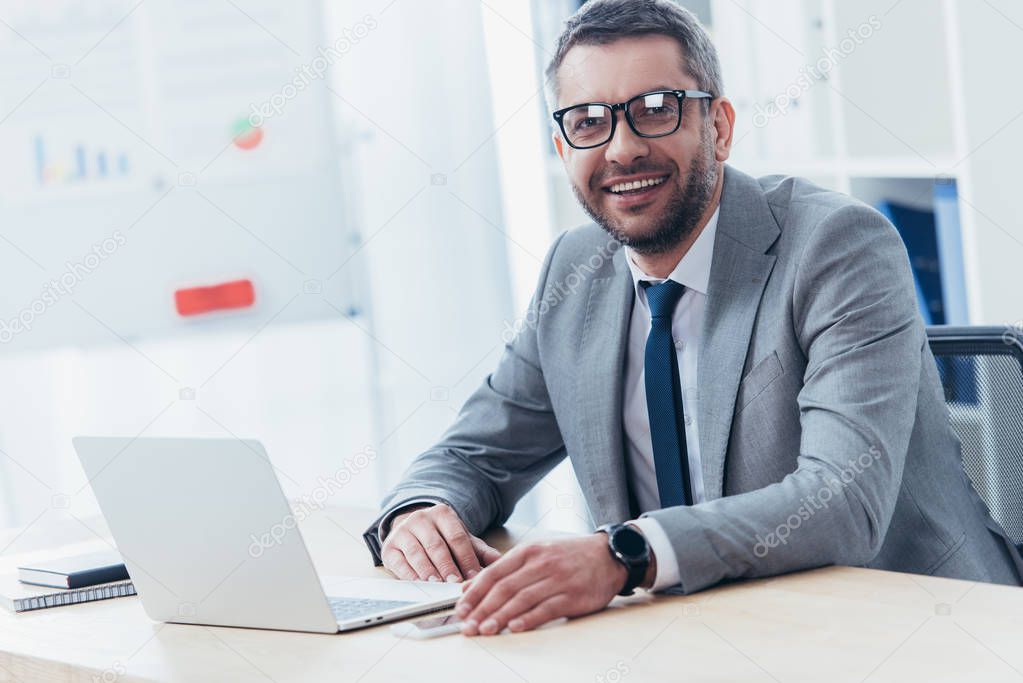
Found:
[552,89,714,150]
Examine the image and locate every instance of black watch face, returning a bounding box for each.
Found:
[613,526,647,557]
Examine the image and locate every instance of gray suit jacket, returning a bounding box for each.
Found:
[363,165,1023,593]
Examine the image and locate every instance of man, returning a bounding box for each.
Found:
[362,0,1023,636]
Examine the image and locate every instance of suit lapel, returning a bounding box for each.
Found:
[698,166,781,500]
[574,246,635,525]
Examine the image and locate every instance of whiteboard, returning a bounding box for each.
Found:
[0,0,362,353]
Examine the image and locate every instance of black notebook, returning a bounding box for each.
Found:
[17,550,129,589]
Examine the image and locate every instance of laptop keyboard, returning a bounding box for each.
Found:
[328,596,415,621]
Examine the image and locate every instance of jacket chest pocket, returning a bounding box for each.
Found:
[736,350,784,413]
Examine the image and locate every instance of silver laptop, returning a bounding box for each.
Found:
[72,436,460,633]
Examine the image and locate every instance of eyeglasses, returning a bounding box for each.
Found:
[552,89,713,150]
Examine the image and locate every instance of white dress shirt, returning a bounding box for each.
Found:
[625,207,719,591]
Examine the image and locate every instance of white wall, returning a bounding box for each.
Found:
[0,319,382,528]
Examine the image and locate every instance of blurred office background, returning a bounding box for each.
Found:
[0,0,1020,539]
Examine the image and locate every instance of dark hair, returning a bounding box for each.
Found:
[545,0,723,111]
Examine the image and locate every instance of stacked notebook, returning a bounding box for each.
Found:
[0,550,135,613]
[0,577,135,613]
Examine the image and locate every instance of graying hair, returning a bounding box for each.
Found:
[544,0,723,113]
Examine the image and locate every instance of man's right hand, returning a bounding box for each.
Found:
[381,503,502,582]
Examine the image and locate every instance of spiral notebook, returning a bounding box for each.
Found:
[0,575,136,613]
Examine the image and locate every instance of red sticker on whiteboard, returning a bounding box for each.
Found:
[175,279,255,316]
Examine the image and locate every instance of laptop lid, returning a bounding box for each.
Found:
[73,436,340,633]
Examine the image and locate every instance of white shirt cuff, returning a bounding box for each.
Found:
[629,517,681,592]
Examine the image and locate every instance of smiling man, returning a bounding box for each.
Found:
[362,0,1023,635]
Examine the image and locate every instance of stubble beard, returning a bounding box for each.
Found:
[573,125,718,256]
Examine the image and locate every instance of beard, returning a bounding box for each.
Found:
[572,125,718,255]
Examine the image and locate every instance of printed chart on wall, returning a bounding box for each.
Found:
[0,0,362,353]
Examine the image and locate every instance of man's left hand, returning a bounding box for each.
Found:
[454,534,627,635]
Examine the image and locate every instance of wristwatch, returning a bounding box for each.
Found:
[596,523,650,596]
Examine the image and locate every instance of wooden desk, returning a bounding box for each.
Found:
[1,506,1022,682]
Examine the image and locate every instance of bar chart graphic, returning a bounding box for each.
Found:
[33,134,131,187]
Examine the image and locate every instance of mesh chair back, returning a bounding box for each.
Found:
[927,326,1023,546]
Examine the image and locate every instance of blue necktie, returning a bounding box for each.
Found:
[642,280,693,508]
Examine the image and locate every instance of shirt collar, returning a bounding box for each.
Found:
[624,205,720,298]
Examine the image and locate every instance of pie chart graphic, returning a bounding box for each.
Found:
[231,117,264,150]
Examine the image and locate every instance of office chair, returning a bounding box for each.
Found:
[927,325,1023,549]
